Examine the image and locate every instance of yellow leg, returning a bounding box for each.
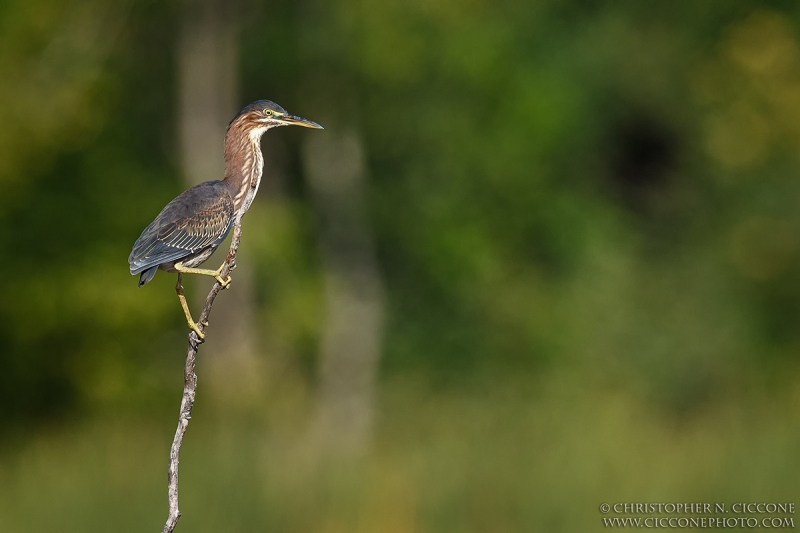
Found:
[174,262,232,288]
[176,274,205,339]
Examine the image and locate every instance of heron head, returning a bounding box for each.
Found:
[233,100,323,135]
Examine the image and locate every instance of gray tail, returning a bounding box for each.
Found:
[138,267,158,287]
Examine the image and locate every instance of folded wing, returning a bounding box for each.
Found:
[129,181,234,275]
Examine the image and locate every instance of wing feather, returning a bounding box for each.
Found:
[129,181,234,275]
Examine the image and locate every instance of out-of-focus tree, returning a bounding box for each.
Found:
[304,130,386,456]
[177,0,267,402]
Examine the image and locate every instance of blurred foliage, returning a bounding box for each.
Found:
[2,0,800,530]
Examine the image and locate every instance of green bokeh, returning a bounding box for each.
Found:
[2,0,800,530]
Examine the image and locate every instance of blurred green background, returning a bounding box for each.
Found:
[2,0,800,531]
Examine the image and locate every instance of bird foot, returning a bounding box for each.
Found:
[212,265,232,288]
[188,319,205,340]
[214,274,232,288]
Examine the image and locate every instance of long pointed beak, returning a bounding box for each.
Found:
[280,114,324,129]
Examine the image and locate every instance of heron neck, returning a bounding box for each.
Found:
[223,123,266,219]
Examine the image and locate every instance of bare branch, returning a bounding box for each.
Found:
[162,222,243,533]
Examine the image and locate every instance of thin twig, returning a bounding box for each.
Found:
[162,222,243,533]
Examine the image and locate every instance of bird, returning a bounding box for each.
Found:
[129,100,323,339]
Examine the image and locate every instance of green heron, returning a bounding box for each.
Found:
[129,100,322,338]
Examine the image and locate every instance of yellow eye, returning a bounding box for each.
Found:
[263,109,273,116]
